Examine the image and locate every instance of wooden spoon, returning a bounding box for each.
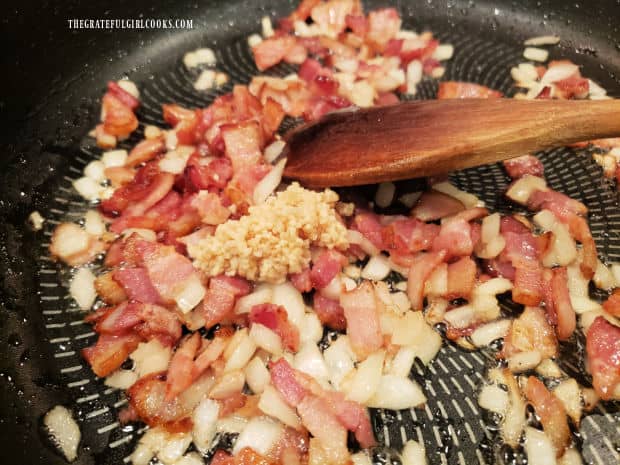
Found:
[282,99,620,187]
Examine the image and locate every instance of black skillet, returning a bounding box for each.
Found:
[1,0,619,464]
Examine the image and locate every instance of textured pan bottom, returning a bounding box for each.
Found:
[36,21,620,465]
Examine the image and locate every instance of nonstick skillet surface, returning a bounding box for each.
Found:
[1,0,619,464]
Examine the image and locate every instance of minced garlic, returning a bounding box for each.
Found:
[188,183,348,283]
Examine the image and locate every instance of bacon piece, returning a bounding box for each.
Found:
[94,272,128,305]
[437,81,503,99]
[105,166,135,187]
[166,333,201,400]
[164,104,199,145]
[603,289,620,318]
[527,190,588,218]
[366,8,401,50]
[321,391,376,448]
[261,97,286,137]
[222,121,264,172]
[107,81,140,110]
[310,249,345,289]
[586,317,620,400]
[82,333,142,378]
[549,267,576,341]
[185,155,233,191]
[351,211,385,250]
[432,217,474,258]
[313,294,347,330]
[407,251,446,310]
[290,268,312,293]
[194,335,228,377]
[346,13,368,36]
[525,377,571,456]
[102,93,139,137]
[127,373,193,432]
[446,256,476,299]
[125,139,165,168]
[200,275,250,328]
[101,163,174,217]
[135,303,183,346]
[411,191,465,221]
[555,75,589,99]
[340,281,383,358]
[252,36,297,71]
[503,306,558,360]
[483,257,516,281]
[269,358,308,407]
[113,267,163,304]
[310,0,358,36]
[250,304,300,352]
[297,395,350,465]
[190,192,230,225]
[503,155,544,179]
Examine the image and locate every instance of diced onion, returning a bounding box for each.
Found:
[432,182,484,208]
[351,451,373,465]
[254,159,286,205]
[245,356,271,394]
[399,191,422,208]
[249,323,283,355]
[84,209,106,236]
[174,274,206,313]
[541,62,579,85]
[232,416,283,456]
[29,210,45,230]
[536,359,563,378]
[347,229,380,257]
[193,69,216,91]
[552,378,582,425]
[300,312,323,345]
[117,79,140,99]
[235,284,273,314]
[84,160,106,182]
[159,146,195,174]
[388,346,416,377]
[523,47,549,62]
[271,282,306,330]
[401,439,427,465]
[524,35,560,46]
[264,140,286,164]
[70,267,96,310]
[506,175,547,205]
[104,369,138,389]
[478,383,509,414]
[101,149,128,167]
[209,370,245,399]
[248,33,263,47]
[224,329,257,372]
[192,398,220,453]
[157,432,192,465]
[593,260,615,290]
[175,453,204,465]
[471,319,511,347]
[258,385,302,429]
[44,405,81,462]
[345,350,385,403]
[367,374,426,409]
[320,274,342,300]
[524,427,556,465]
[361,255,391,281]
[508,350,542,373]
[294,342,330,383]
[131,340,172,378]
[432,44,454,61]
[406,60,423,95]
[73,176,102,201]
[323,335,356,389]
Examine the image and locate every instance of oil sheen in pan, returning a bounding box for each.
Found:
[35,26,620,465]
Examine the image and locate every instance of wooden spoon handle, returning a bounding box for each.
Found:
[283,99,620,187]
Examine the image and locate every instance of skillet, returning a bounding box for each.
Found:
[0,0,619,463]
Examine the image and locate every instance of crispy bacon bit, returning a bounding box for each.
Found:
[407,251,446,310]
[525,377,571,456]
[252,36,297,71]
[166,333,201,400]
[432,217,474,259]
[82,333,142,378]
[366,8,401,50]
[310,249,345,289]
[200,275,251,328]
[113,267,162,304]
[411,191,465,221]
[313,294,347,330]
[503,155,544,180]
[351,211,385,250]
[107,81,140,111]
[549,267,576,341]
[290,268,313,293]
[503,306,558,360]
[437,81,503,99]
[446,256,477,299]
[95,272,128,305]
[603,289,620,318]
[340,281,383,358]
[269,358,308,407]
[102,93,139,137]
[125,139,165,168]
[586,317,620,400]
[250,303,300,352]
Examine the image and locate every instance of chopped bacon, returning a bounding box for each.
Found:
[290,268,313,293]
[102,93,139,137]
[113,267,163,304]
[321,390,376,448]
[101,163,174,217]
[193,335,229,376]
[366,8,401,50]
[105,166,135,187]
[432,217,474,258]
[586,317,620,400]
[190,192,230,225]
[252,36,297,71]
[340,281,383,358]
[310,0,358,36]
[446,256,477,299]
[94,272,128,305]
[411,191,465,221]
[502,306,558,360]
[222,121,264,172]
[555,75,589,100]
[261,98,286,136]
[125,138,165,168]
[185,155,233,191]
[503,155,544,180]
[127,373,193,432]
[547,267,576,341]
[269,358,308,407]
[107,81,140,111]
[310,249,346,289]
[525,377,571,456]
[351,211,385,249]
[200,275,250,328]
[166,333,201,400]
[437,81,503,99]
[375,92,399,106]
[313,294,347,330]
[82,333,142,378]
[483,257,516,281]
[527,190,588,218]
[407,251,446,310]
[603,289,620,318]
[346,14,368,37]
[250,304,300,352]
[297,394,350,465]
